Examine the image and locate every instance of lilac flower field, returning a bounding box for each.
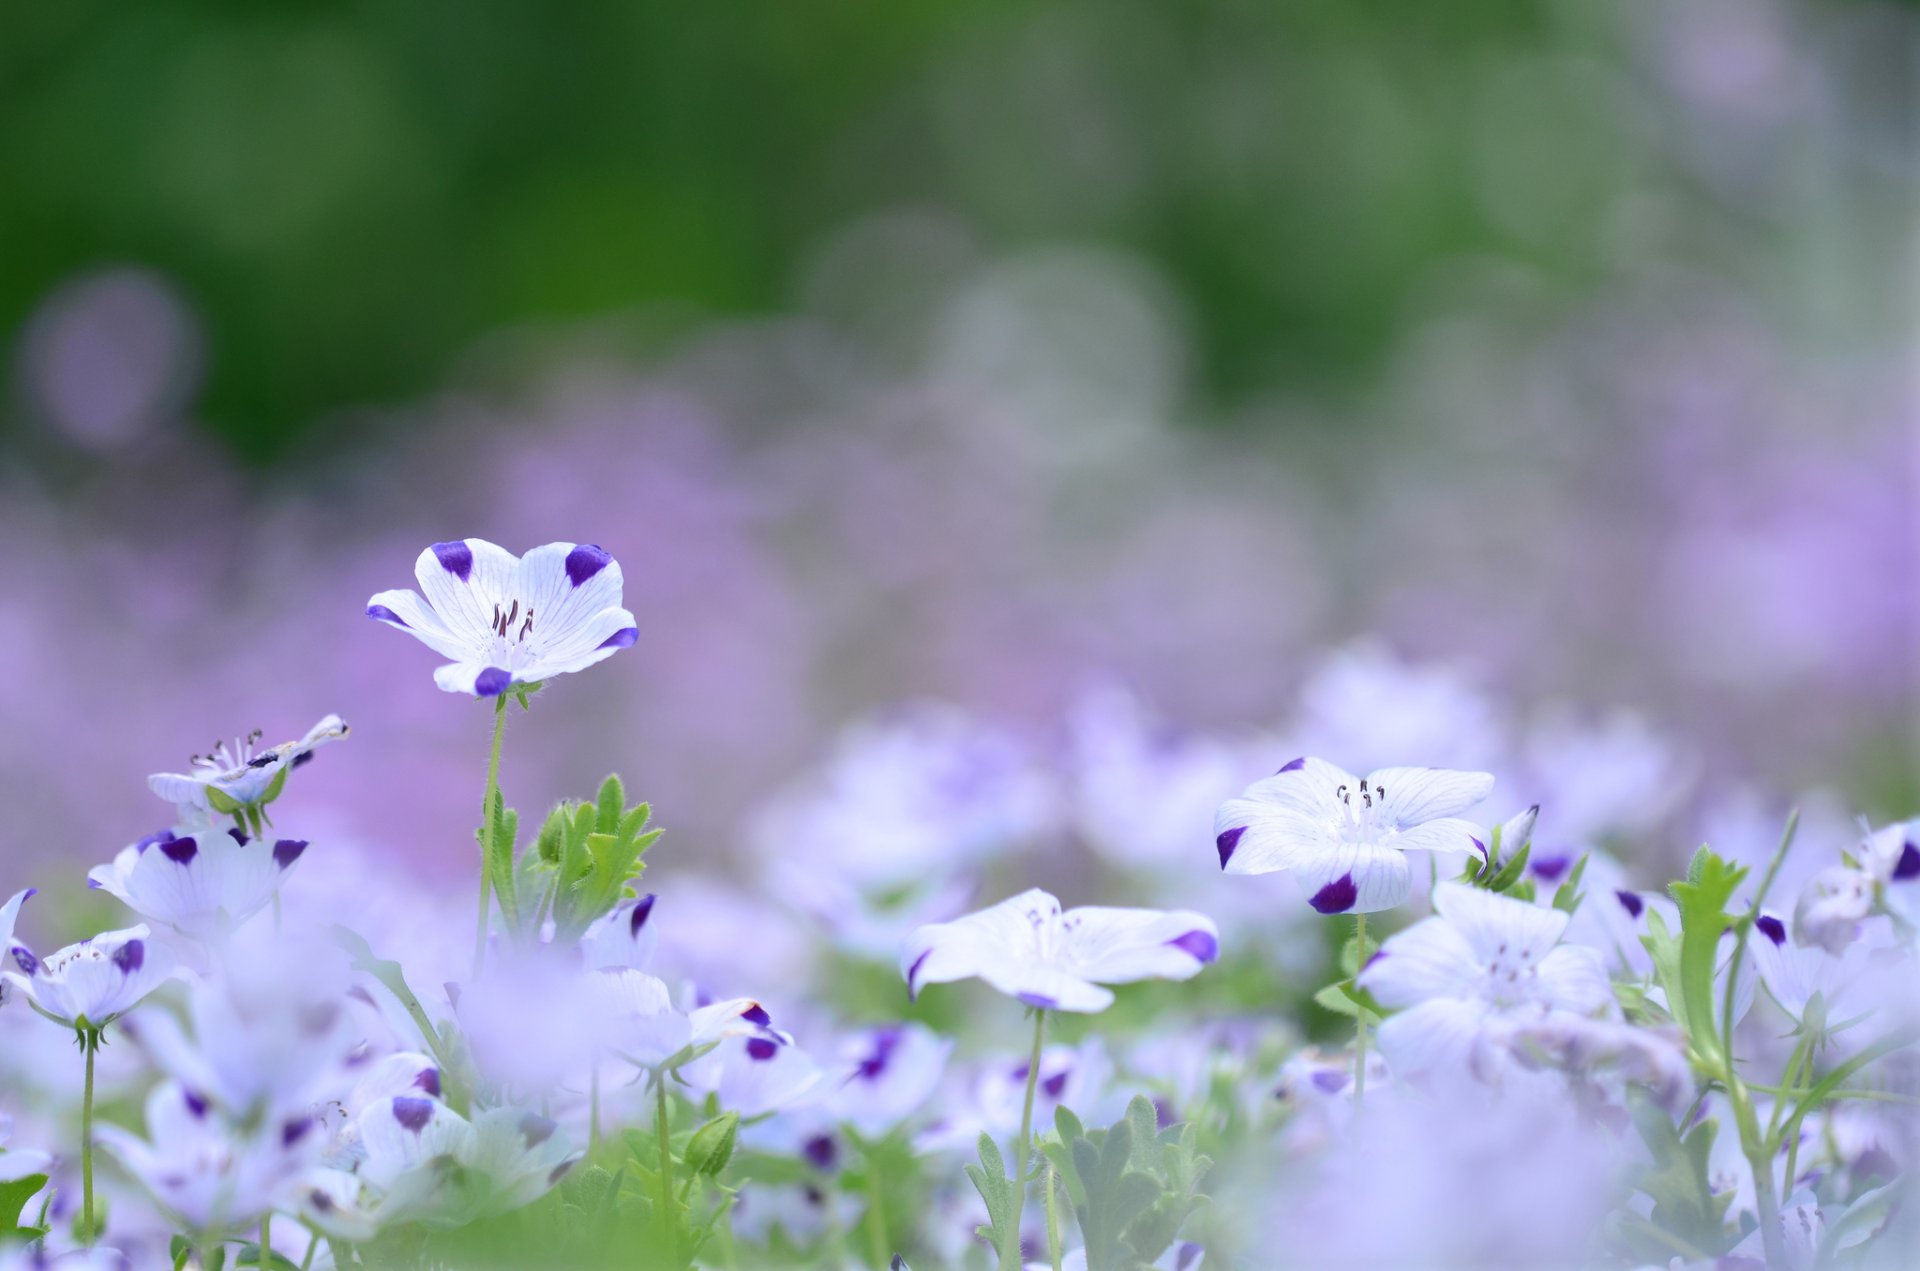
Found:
[0,527,1911,1269]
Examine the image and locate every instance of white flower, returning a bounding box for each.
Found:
[302,1095,578,1236]
[902,888,1219,1013]
[96,1080,324,1234]
[683,1030,825,1118]
[1357,883,1614,1087]
[0,890,30,1009]
[148,714,348,819]
[366,538,638,696]
[87,828,310,943]
[1793,866,1875,954]
[1750,910,1897,1026]
[4,914,176,1030]
[1214,759,1494,914]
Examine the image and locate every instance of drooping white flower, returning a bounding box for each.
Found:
[902,888,1219,1013]
[366,538,638,696]
[148,715,348,820]
[4,912,176,1031]
[87,827,310,943]
[1214,759,1493,914]
[1357,883,1614,1087]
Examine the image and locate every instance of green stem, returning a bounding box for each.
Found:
[589,1061,601,1157]
[80,1029,97,1245]
[654,1073,679,1262]
[1001,1010,1047,1271]
[472,696,509,975]
[1043,1164,1064,1271]
[1354,913,1368,1106]
[259,1213,272,1267]
[299,1227,318,1271]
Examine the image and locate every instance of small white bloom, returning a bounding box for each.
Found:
[367,538,638,696]
[1357,882,1614,1087]
[4,911,176,1030]
[902,888,1218,1013]
[148,714,348,819]
[1215,759,1493,914]
[683,1030,825,1118]
[87,827,310,943]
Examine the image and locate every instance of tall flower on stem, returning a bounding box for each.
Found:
[367,538,639,970]
[1214,758,1493,1105]
[3,895,177,1246]
[903,889,1217,1271]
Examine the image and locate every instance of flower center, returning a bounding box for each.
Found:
[491,599,537,646]
[1482,939,1544,1010]
[191,729,263,775]
[1333,779,1389,843]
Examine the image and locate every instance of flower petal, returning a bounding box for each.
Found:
[1357,914,1480,1008]
[1369,767,1495,825]
[365,589,472,661]
[1290,839,1411,914]
[1058,905,1220,985]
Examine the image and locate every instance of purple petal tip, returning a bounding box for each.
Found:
[273,839,309,869]
[597,626,639,650]
[1755,914,1787,946]
[1308,873,1358,915]
[1167,929,1219,963]
[366,603,409,629]
[1615,889,1645,919]
[1215,825,1245,869]
[160,836,199,866]
[112,938,145,974]
[1016,992,1058,1009]
[474,666,513,697]
[565,543,613,588]
[391,1096,434,1133]
[1277,757,1307,773]
[430,541,473,581]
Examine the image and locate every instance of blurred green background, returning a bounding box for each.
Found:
[15,0,1905,462]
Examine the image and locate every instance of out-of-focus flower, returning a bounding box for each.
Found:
[919,1037,1120,1157]
[1284,642,1507,775]
[0,1110,51,1183]
[1749,910,1902,1027]
[1520,709,1693,845]
[87,828,309,944]
[749,704,1055,959]
[902,888,1218,1013]
[579,893,658,971]
[1215,759,1493,914]
[4,914,176,1031]
[0,890,30,1007]
[821,1022,952,1138]
[366,539,638,697]
[301,1096,578,1236]
[682,1030,825,1118]
[1791,818,1919,954]
[1066,685,1252,873]
[1358,882,1614,1087]
[147,715,348,822]
[1504,1014,1692,1113]
[96,1080,322,1235]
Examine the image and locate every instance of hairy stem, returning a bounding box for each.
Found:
[472,696,509,975]
[1044,1164,1064,1271]
[80,1030,97,1245]
[655,1073,679,1262]
[1001,1009,1047,1271]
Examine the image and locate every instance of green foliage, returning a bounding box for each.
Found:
[1620,1095,1731,1261]
[502,775,661,949]
[965,1132,1021,1267]
[1655,847,1747,1071]
[0,1171,48,1243]
[684,1112,740,1177]
[1042,1096,1211,1271]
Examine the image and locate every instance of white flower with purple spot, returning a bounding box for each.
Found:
[87,827,310,943]
[1214,758,1494,914]
[1357,883,1615,1087]
[96,1079,324,1235]
[1791,817,1920,953]
[148,715,348,822]
[683,1028,825,1118]
[902,888,1219,1013]
[305,1095,577,1235]
[366,538,638,697]
[3,906,176,1031]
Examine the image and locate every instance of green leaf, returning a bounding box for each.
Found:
[1627,1095,1730,1256]
[1552,854,1591,914]
[0,1173,46,1229]
[1487,842,1533,894]
[1667,848,1747,1069]
[257,765,291,806]
[596,774,626,832]
[1313,981,1383,1024]
[205,785,243,815]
